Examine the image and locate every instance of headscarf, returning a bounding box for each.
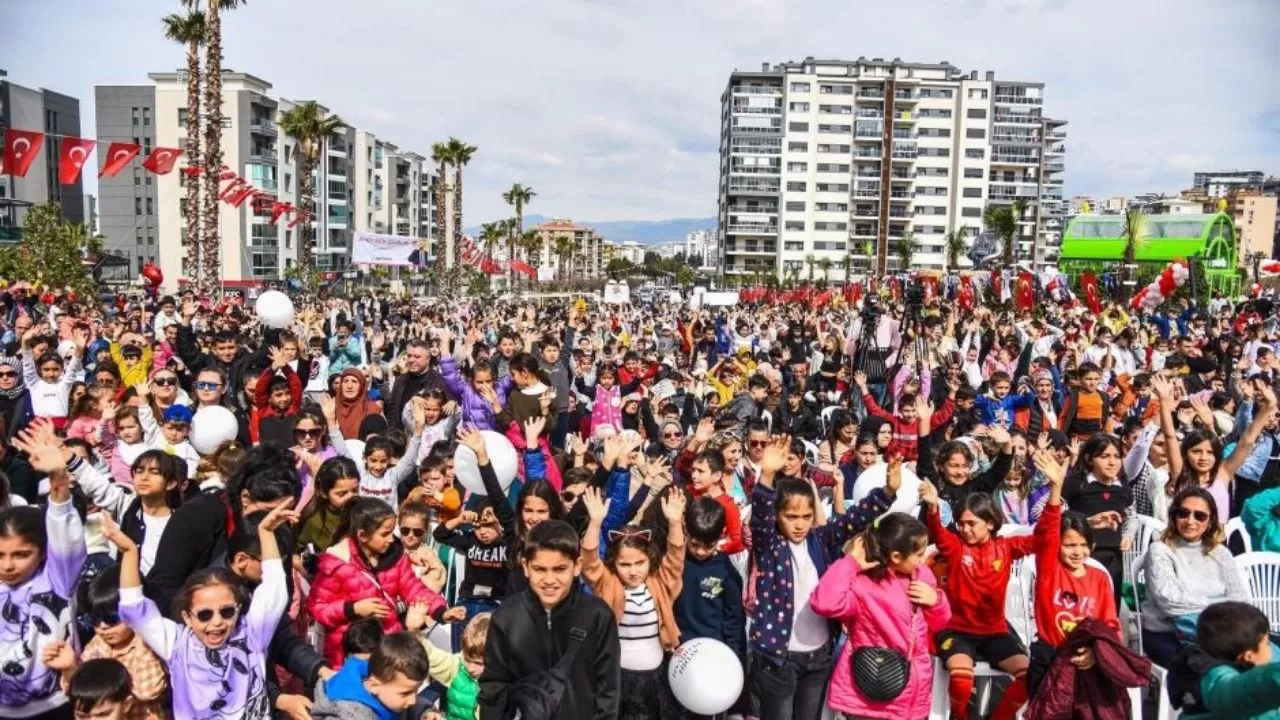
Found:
[335,368,382,440]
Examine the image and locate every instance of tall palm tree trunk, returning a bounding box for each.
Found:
[202,0,224,296]
[452,170,464,289]
[298,148,314,272]
[184,38,202,294]
[433,166,446,268]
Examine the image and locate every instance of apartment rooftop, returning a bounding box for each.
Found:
[536,218,596,232]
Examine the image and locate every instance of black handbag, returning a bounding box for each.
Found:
[849,607,916,702]
[505,625,588,720]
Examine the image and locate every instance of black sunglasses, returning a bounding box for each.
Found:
[0,371,16,379]
[193,605,239,623]
[1174,507,1210,523]
[152,377,177,387]
[400,526,427,538]
[294,428,323,439]
[91,612,121,627]
[561,490,582,503]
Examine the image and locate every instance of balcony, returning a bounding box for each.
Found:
[730,165,781,175]
[731,104,782,116]
[887,209,912,218]
[731,84,783,96]
[725,204,778,214]
[994,114,1040,125]
[725,222,778,234]
[852,225,877,237]
[854,127,882,139]
[991,153,1039,165]
[889,190,911,199]
[855,109,883,119]
[993,95,1042,105]
[249,148,277,165]
[249,119,276,136]
[891,147,918,160]
[852,205,878,218]
[730,139,782,154]
[1043,162,1064,173]
[728,178,780,194]
[855,90,884,100]
[854,148,882,158]
[730,124,783,135]
[889,171,915,180]
[893,112,917,123]
[853,189,879,198]
[725,242,776,254]
[1047,130,1067,140]
[893,90,916,101]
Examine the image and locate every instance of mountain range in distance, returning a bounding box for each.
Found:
[467,214,717,246]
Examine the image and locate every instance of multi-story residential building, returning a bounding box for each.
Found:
[532,219,606,280]
[717,57,1068,279]
[1224,189,1278,259]
[1193,170,1265,198]
[682,228,718,268]
[98,71,431,291]
[1,70,85,240]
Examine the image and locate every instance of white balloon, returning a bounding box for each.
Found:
[453,431,518,496]
[254,290,296,329]
[849,462,921,516]
[668,638,743,715]
[190,406,239,455]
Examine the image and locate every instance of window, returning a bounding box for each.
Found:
[819,84,853,95]
[919,128,951,138]
[817,124,852,134]
[967,108,987,119]
[134,198,142,215]
[142,108,151,126]
[813,222,847,231]
[964,167,984,178]
[965,148,985,159]
[919,109,953,119]
[963,187,983,198]
[145,198,153,214]
[787,162,808,172]
[919,147,951,157]
[176,108,187,126]
[819,105,852,115]
[788,142,809,152]
[131,107,140,126]
[918,89,954,99]
[784,241,804,251]
[962,207,982,217]
[789,102,810,112]
[966,128,986,139]
[968,88,988,100]
[816,144,850,153]
[788,122,809,132]
[790,82,811,93]
[284,173,293,192]
[786,201,806,211]
[784,221,805,231]
[815,183,850,192]
[816,163,849,173]
[917,167,949,177]
[786,181,807,191]
[814,203,848,212]
[134,176,141,186]
[813,241,846,251]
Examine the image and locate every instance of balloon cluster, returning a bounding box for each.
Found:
[1129,260,1189,311]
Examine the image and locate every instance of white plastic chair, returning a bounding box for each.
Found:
[800,439,821,467]
[1124,516,1166,589]
[1237,550,1280,632]
[1226,516,1254,554]
[820,405,842,435]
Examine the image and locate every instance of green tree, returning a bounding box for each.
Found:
[818,257,833,284]
[0,204,101,298]
[279,101,345,281]
[894,230,919,271]
[804,253,816,282]
[502,183,535,286]
[1120,208,1149,288]
[162,9,205,291]
[554,235,574,280]
[944,227,967,273]
[985,204,1019,267]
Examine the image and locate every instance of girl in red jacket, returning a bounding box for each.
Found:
[1027,448,1121,696]
[921,473,1056,720]
[307,496,464,667]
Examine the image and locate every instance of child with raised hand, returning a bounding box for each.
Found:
[920,456,1056,720]
[748,433,899,720]
[307,496,463,668]
[322,394,425,508]
[1,422,88,718]
[811,510,951,720]
[42,566,168,720]
[581,483,686,720]
[433,426,517,647]
[21,324,86,426]
[104,497,295,720]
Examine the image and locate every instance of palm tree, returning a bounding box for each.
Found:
[521,229,543,267]
[279,101,345,279]
[944,227,968,274]
[804,254,816,282]
[444,138,477,283]
[984,204,1019,267]
[554,234,573,281]
[1120,208,1149,287]
[894,230,920,271]
[478,221,505,289]
[162,10,205,291]
[818,257,833,284]
[503,183,535,286]
[182,0,245,295]
[429,142,449,269]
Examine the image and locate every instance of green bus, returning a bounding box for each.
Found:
[1059,212,1239,297]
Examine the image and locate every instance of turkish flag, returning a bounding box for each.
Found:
[1015,271,1035,311]
[269,202,293,226]
[57,137,96,184]
[228,187,258,207]
[141,147,183,175]
[219,177,246,201]
[958,276,975,311]
[287,210,309,229]
[1079,272,1103,315]
[921,275,940,303]
[2,129,45,177]
[180,164,204,178]
[98,142,140,178]
[219,167,239,180]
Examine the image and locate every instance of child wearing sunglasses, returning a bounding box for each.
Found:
[108,500,296,720]
[397,502,448,593]
[43,566,168,720]
[433,428,516,649]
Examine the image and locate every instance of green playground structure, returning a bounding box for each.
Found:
[1059,212,1240,297]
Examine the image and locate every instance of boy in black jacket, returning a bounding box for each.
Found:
[673,498,747,719]
[478,520,620,720]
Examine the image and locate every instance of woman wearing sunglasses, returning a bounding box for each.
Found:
[0,357,32,442]
[1141,487,1248,667]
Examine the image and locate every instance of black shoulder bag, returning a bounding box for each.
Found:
[850,605,916,702]
[505,625,589,720]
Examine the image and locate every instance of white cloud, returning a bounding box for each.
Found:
[2,0,1277,223]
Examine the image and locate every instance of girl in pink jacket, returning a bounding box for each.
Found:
[811,511,951,720]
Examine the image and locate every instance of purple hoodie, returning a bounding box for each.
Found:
[439,355,512,432]
[0,500,87,717]
[119,557,288,720]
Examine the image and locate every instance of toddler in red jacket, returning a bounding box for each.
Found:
[307,496,465,667]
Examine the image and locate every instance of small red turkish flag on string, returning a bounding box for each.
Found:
[1015,271,1035,312]
[219,167,238,181]
[957,275,975,311]
[219,177,247,201]
[2,129,45,177]
[269,202,293,226]
[228,187,258,207]
[99,142,141,178]
[141,147,183,175]
[57,137,96,184]
[288,210,310,229]
[180,164,204,177]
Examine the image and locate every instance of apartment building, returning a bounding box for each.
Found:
[98,70,433,291]
[1223,189,1278,259]
[531,218,606,280]
[717,57,1067,279]
[1193,170,1266,198]
[0,70,84,240]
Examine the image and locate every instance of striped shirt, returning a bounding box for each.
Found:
[619,585,663,671]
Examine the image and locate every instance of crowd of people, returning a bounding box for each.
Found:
[0,280,1279,720]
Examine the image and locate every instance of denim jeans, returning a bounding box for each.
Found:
[749,643,833,720]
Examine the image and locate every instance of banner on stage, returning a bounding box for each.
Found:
[353,232,420,266]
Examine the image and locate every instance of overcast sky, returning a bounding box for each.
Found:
[3,0,1277,223]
